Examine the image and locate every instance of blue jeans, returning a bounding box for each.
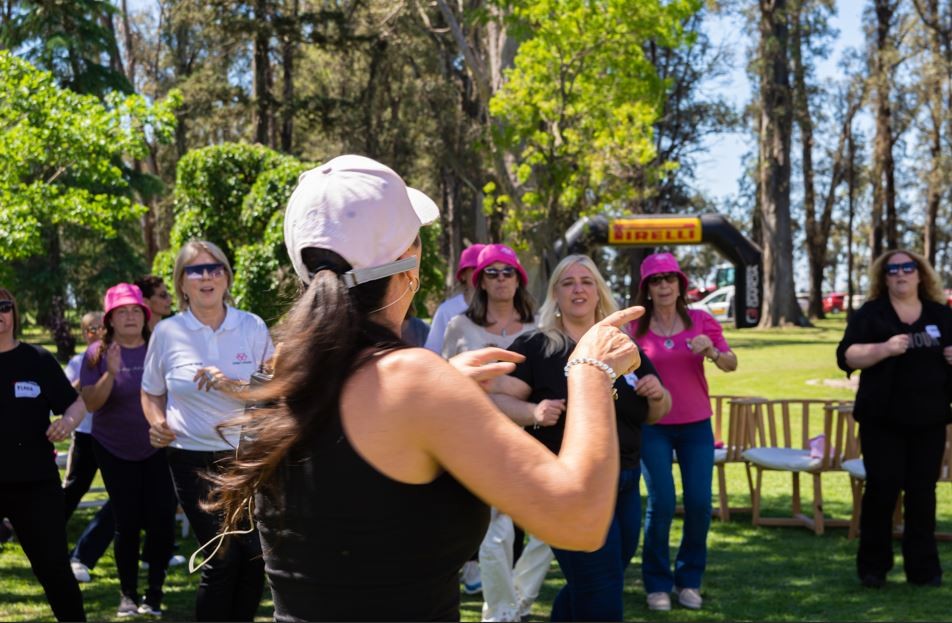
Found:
[641,419,713,593]
[550,467,641,622]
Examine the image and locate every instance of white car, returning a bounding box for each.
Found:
[689,285,734,322]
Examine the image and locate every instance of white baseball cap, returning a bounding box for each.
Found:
[284,155,439,286]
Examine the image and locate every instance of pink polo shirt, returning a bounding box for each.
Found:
[629,309,730,426]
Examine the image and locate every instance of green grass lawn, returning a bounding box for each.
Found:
[3,317,950,621]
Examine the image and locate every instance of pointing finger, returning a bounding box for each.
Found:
[599,306,645,328]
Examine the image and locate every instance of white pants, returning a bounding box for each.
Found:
[480,507,554,622]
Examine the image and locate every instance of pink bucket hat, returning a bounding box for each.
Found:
[103,283,151,322]
[639,252,688,292]
[472,244,528,287]
[455,244,486,282]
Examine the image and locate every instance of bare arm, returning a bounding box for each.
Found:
[81,372,115,412]
[346,307,644,551]
[710,349,737,372]
[46,396,87,442]
[845,335,910,370]
[141,391,176,447]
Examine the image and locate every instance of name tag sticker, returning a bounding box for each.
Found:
[624,372,639,388]
[925,324,941,339]
[15,381,41,398]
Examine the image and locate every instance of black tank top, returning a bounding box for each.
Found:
[255,413,490,622]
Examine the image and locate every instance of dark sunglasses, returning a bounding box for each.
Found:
[885,261,917,276]
[483,267,517,280]
[84,325,102,334]
[184,263,226,280]
[648,273,679,286]
[0,301,12,314]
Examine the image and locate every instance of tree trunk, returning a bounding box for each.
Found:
[757,0,805,327]
[252,0,271,146]
[279,0,297,153]
[846,122,857,320]
[870,0,898,259]
[42,226,75,362]
[790,3,824,318]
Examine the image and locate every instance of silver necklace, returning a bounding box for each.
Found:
[490,314,516,337]
[656,314,679,349]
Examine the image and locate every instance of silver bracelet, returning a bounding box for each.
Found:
[564,357,619,400]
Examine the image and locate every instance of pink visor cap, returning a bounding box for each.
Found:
[284,155,440,286]
[103,283,151,322]
[639,252,688,292]
[472,244,528,286]
[454,244,486,282]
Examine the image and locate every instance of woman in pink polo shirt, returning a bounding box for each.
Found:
[629,253,737,612]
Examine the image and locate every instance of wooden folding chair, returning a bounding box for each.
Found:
[709,395,763,521]
[743,399,856,535]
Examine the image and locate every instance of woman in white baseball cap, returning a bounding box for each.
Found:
[207,155,646,621]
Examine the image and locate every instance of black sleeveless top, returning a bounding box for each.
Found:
[255,413,490,622]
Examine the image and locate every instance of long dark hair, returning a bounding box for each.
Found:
[632,279,693,338]
[88,308,151,367]
[206,246,410,532]
[466,277,535,327]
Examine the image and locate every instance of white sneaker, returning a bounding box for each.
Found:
[70,560,91,583]
[675,586,702,609]
[646,591,671,611]
[460,560,482,594]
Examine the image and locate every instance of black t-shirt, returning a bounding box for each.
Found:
[508,330,661,469]
[837,298,952,428]
[0,342,78,482]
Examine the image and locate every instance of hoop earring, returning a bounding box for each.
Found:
[409,278,419,294]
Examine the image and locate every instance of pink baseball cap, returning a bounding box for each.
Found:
[103,283,151,322]
[639,252,688,292]
[472,244,528,286]
[284,155,440,286]
[455,244,486,282]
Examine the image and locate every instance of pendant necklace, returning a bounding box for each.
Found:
[492,314,516,337]
[657,314,679,350]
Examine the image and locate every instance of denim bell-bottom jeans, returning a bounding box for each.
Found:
[640,419,714,594]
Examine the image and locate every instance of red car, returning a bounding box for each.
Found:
[822,292,846,314]
[946,289,952,307]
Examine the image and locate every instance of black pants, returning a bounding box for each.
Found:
[167,448,264,621]
[0,479,86,621]
[93,440,177,604]
[63,432,100,518]
[64,431,115,569]
[858,420,946,583]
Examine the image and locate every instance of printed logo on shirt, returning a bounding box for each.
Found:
[623,372,639,388]
[908,329,940,349]
[925,324,941,340]
[14,381,41,398]
[232,352,252,365]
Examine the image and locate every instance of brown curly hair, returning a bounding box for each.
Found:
[867,249,945,304]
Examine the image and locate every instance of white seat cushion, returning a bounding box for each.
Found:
[742,447,821,472]
[842,458,866,480]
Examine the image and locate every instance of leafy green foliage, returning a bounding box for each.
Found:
[0,51,178,356]
[485,0,700,252]
[169,143,297,257]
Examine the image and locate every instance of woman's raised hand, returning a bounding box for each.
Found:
[571,306,645,377]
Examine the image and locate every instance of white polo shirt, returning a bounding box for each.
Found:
[141,306,274,451]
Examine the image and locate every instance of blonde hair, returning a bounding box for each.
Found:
[868,248,945,304]
[537,255,618,357]
[172,240,235,310]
